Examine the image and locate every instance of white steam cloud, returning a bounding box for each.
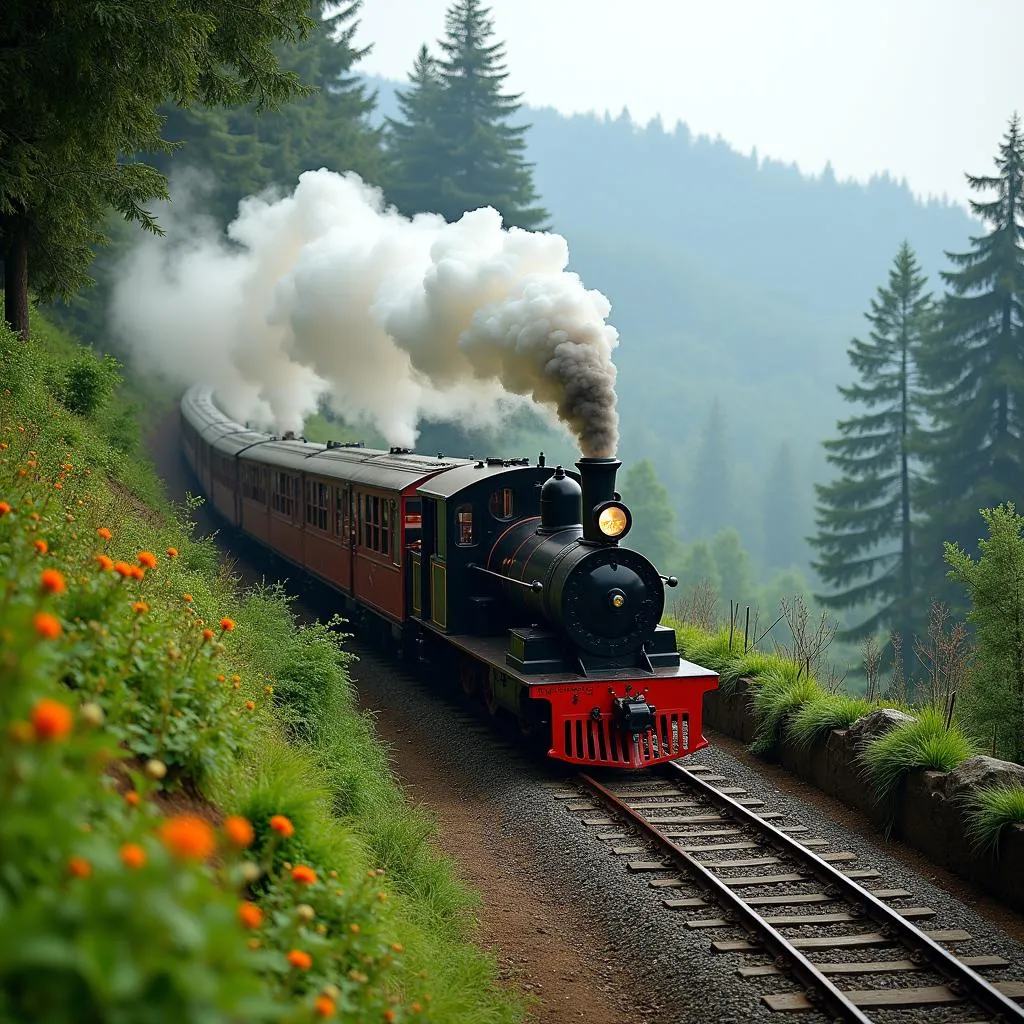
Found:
[111,169,620,456]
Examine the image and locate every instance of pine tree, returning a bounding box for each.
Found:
[686,398,733,540]
[0,0,314,338]
[711,529,754,605]
[916,115,1024,603]
[385,47,448,217]
[619,458,683,572]
[761,440,804,571]
[809,242,934,644]
[386,0,548,228]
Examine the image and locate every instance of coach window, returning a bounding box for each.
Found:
[305,480,329,531]
[455,504,475,546]
[489,487,514,521]
[381,500,392,559]
[335,486,348,538]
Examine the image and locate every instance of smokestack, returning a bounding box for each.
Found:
[577,457,621,544]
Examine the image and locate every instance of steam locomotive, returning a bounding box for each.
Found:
[180,386,718,768]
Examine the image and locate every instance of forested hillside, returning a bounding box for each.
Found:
[365,74,977,578]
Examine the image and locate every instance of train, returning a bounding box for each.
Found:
[179,385,718,768]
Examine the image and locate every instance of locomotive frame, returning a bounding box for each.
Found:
[180,386,718,768]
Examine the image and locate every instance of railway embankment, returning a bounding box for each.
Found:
[702,677,1024,913]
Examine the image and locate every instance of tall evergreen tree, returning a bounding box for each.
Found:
[761,440,806,571]
[0,0,313,338]
[809,242,934,643]
[385,47,447,217]
[686,397,733,540]
[386,0,547,228]
[619,458,683,572]
[916,115,1024,602]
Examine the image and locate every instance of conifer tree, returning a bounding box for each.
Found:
[386,0,547,228]
[686,398,733,539]
[916,115,1024,602]
[619,459,683,572]
[385,47,447,217]
[761,440,804,571]
[809,242,934,644]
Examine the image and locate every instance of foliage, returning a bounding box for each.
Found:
[761,441,807,572]
[0,0,315,335]
[60,351,123,417]
[915,115,1024,606]
[787,694,874,749]
[385,0,547,228]
[963,784,1024,854]
[750,668,822,755]
[618,458,683,572]
[0,316,524,1024]
[810,242,934,645]
[685,398,733,541]
[945,503,1024,762]
[154,1,382,228]
[859,707,976,809]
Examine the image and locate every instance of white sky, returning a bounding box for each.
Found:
[352,0,1023,207]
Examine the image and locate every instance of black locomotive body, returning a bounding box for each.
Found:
[180,386,718,768]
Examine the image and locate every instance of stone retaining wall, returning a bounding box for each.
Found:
[703,680,1024,913]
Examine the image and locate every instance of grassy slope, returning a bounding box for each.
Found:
[0,313,523,1023]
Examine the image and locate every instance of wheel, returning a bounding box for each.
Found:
[459,660,479,698]
[482,675,500,717]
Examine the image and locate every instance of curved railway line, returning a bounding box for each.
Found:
[560,763,1024,1022]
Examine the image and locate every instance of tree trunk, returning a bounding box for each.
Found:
[2,212,30,341]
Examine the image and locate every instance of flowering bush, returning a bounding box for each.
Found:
[0,321,522,1024]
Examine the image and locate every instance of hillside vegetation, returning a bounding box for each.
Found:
[0,314,522,1023]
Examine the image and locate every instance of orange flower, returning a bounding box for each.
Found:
[244,700,255,711]
[132,601,149,615]
[201,628,214,641]
[219,617,235,632]
[97,527,112,540]
[384,1012,396,1024]
[33,612,62,640]
[33,539,48,555]
[40,569,66,594]
[95,554,113,571]
[159,815,216,861]
[53,482,62,491]
[113,561,135,577]
[314,997,336,1018]
[238,902,263,928]
[31,698,72,740]
[124,790,141,807]
[269,815,294,838]
[130,566,145,580]
[291,865,316,885]
[0,501,9,515]
[287,949,312,970]
[183,594,193,603]
[138,551,157,569]
[120,843,146,869]
[223,815,254,848]
[68,856,91,879]
[216,674,225,682]
[166,547,178,558]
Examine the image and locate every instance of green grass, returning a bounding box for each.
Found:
[0,313,525,1023]
[963,784,1024,854]
[787,694,874,749]
[749,667,821,754]
[860,707,977,809]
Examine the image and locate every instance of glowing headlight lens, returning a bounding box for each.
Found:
[598,505,629,538]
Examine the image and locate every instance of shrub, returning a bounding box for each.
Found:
[963,784,1024,854]
[749,667,820,754]
[860,707,976,810]
[787,694,873,749]
[60,351,122,417]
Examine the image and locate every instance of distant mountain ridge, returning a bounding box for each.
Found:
[361,73,977,568]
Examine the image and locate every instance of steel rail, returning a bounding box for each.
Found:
[577,771,875,1024]
[665,761,1024,1022]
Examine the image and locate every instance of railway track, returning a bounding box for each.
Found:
[559,762,1024,1022]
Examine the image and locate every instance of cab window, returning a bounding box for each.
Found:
[455,504,475,546]
[489,487,514,520]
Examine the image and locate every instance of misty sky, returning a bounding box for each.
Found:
[353,0,1022,207]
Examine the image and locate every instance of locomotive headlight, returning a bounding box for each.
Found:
[596,502,631,540]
